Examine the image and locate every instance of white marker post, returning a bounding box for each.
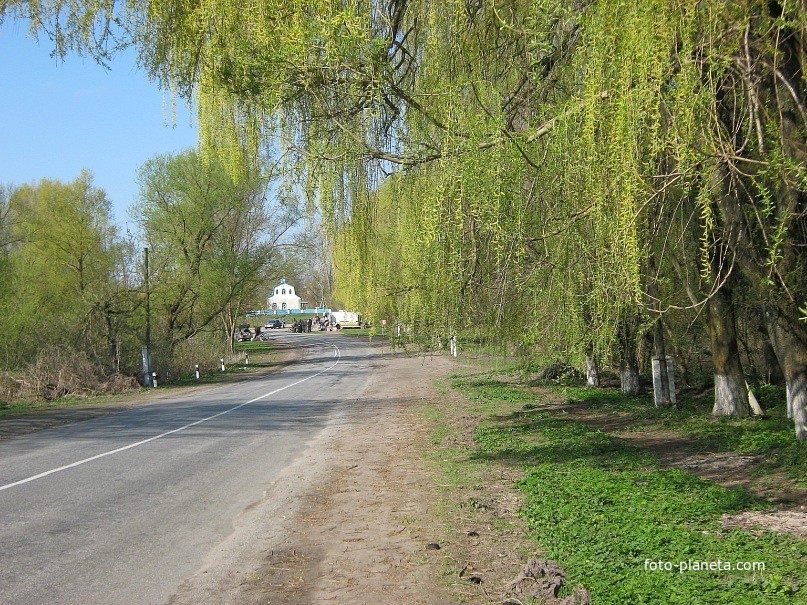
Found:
[195,364,200,380]
[245,352,249,366]
[151,372,158,388]
[220,358,225,372]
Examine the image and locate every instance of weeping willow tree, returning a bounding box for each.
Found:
[333,0,673,378]
[662,1,807,433]
[2,0,803,435]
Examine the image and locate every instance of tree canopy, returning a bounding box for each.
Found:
[0,172,129,376]
[1,0,804,435]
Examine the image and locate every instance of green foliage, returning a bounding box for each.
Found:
[135,149,275,366]
[4,0,805,433]
[0,172,132,372]
[0,150,302,394]
[451,376,534,406]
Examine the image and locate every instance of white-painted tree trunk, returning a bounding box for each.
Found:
[787,383,793,419]
[651,319,672,407]
[746,383,764,416]
[790,377,807,441]
[784,380,807,440]
[707,285,750,417]
[620,367,640,395]
[713,374,749,417]
[765,310,807,439]
[585,355,599,388]
[652,356,676,406]
[618,315,641,395]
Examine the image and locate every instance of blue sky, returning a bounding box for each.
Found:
[0,22,197,230]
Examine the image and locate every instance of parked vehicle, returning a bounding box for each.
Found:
[328,310,362,329]
[264,319,285,329]
[238,324,254,341]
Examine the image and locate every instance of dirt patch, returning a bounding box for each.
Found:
[722,507,807,539]
[506,557,590,605]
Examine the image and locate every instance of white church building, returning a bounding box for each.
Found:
[267,278,302,311]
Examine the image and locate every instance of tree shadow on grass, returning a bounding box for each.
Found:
[469,408,657,470]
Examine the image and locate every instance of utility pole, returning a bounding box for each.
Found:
[145,247,151,351]
[141,247,152,386]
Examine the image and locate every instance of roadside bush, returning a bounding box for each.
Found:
[0,346,137,402]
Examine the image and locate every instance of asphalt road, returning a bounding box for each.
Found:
[0,334,372,605]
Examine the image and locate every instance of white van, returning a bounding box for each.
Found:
[329,310,362,329]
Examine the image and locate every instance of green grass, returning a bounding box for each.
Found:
[445,376,807,604]
[169,341,280,386]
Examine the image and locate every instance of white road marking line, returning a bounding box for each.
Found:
[0,343,341,493]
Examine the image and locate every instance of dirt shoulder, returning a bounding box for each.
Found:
[252,348,459,605]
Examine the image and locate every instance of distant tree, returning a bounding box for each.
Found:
[135,150,288,358]
[2,172,126,370]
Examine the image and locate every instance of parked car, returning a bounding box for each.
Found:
[264,319,285,329]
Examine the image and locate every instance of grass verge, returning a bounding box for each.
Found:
[427,374,807,604]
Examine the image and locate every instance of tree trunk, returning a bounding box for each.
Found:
[651,319,673,407]
[619,315,641,395]
[585,354,600,388]
[223,311,237,358]
[620,365,640,395]
[765,309,807,440]
[787,384,793,420]
[646,268,672,407]
[759,324,784,384]
[707,284,750,417]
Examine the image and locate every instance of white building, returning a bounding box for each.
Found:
[267,278,302,311]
